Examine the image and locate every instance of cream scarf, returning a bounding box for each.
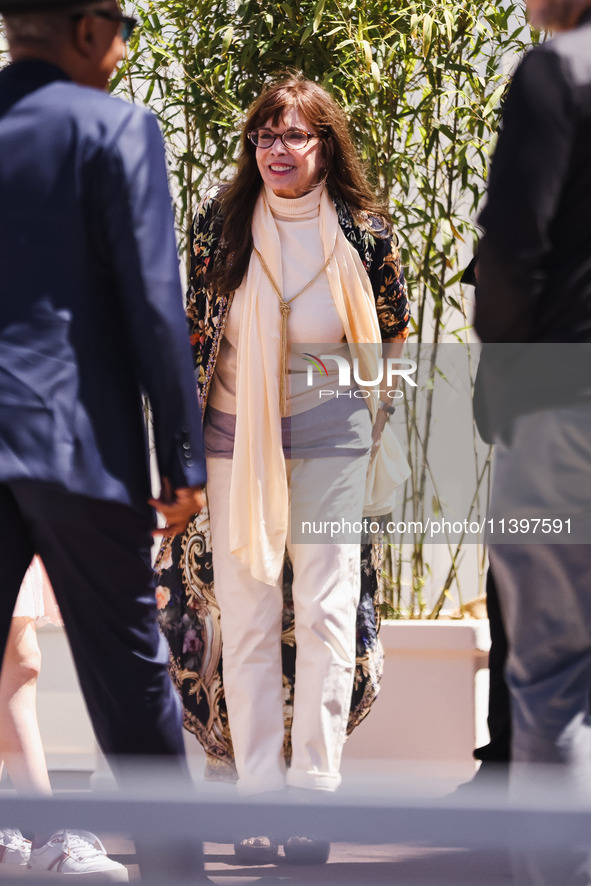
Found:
[229,185,409,586]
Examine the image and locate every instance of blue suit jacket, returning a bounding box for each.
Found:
[0,60,206,506]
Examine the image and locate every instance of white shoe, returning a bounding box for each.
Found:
[29,829,128,880]
[0,827,31,866]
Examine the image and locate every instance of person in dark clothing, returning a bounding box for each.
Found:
[473,570,511,770]
[474,1,591,882]
[459,262,512,781]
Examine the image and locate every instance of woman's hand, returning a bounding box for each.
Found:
[370,408,389,459]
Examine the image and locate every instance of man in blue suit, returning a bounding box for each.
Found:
[0,0,206,777]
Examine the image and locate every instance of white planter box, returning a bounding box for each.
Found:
[36,619,491,787]
[343,619,491,786]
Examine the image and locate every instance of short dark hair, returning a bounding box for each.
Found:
[3,8,72,45]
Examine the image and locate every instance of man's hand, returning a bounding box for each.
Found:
[149,478,206,537]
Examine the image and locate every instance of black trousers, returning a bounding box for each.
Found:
[474,567,512,764]
[0,481,186,763]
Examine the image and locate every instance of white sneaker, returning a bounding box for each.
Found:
[29,829,128,880]
[0,827,31,866]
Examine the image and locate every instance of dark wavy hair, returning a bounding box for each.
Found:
[208,73,391,296]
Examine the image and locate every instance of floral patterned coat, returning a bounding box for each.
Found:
[156,185,410,780]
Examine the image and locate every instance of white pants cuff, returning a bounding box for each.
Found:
[237,776,287,796]
[286,768,341,792]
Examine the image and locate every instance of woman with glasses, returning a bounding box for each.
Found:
[157,74,409,864]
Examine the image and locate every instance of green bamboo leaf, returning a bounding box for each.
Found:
[313,0,325,33]
[371,61,381,89]
[423,13,433,55]
[300,24,313,43]
[109,67,127,91]
[144,78,156,102]
[362,39,372,69]
[443,8,454,42]
[482,82,505,117]
[445,269,465,287]
[220,26,234,55]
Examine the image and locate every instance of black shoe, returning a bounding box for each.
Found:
[284,836,330,865]
[233,836,279,865]
[451,762,509,796]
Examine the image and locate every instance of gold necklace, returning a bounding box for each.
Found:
[254,245,335,416]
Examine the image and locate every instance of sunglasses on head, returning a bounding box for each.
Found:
[71,8,138,43]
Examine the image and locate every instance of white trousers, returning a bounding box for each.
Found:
[206,453,369,794]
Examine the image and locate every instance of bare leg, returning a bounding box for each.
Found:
[0,616,51,795]
[0,606,129,880]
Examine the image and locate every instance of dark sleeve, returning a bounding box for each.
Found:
[101,108,206,490]
[368,230,410,340]
[185,189,223,374]
[474,47,575,342]
[461,255,478,287]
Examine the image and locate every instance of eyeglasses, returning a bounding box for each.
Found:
[71,9,138,43]
[248,129,320,150]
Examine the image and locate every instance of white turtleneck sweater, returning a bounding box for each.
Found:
[208,184,345,417]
